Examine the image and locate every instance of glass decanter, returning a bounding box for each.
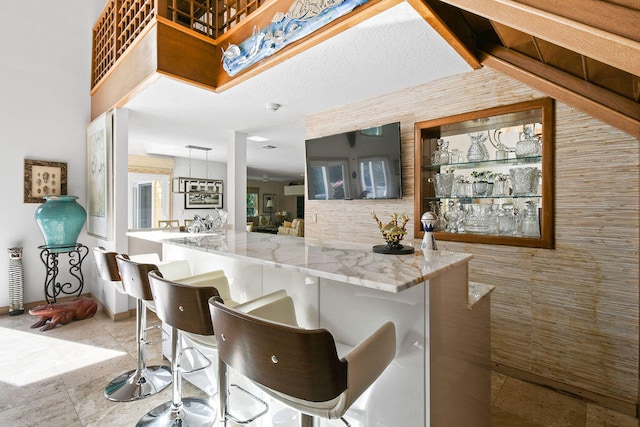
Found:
[515,125,542,158]
[522,200,540,237]
[498,202,517,235]
[431,138,450,165]
[467,132,489,162]
[444,200,459,233]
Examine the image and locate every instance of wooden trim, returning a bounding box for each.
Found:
[214,0,405,91]
[91,23,160,120]
[414,98,555,249]
[478,46,640,138]
[513,0,640,42]
[409,0,481,70]
[438,0,640,77]
[156,19,219,89]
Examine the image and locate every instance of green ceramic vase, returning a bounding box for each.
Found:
[35,195,87,249]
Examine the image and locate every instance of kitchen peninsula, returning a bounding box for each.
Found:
[128,230,493,426]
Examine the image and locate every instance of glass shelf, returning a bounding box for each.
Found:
[422,156,542,171]
[414,98,554,249]
[422,195,542,201]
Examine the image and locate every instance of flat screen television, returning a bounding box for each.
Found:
[305,122,402,200]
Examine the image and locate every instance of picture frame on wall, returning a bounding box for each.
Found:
[184,179,224,209]
[86,112,113,240]
[23,159,68,203]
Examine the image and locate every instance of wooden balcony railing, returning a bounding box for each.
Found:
[91,0,264,89]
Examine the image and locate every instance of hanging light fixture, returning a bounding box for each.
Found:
[172,145,220,194]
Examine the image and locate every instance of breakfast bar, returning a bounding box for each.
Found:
[129,230,493,426]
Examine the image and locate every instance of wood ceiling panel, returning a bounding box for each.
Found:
[439,0,640,77]
[585,57,638,100]
[491,21,531,48]
[534,38,585,79]
[440,1,639,135]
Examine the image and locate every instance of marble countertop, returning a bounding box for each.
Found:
[137,230,474,294]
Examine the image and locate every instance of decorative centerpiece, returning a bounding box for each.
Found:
[371,211,414,254]
[35,195,87,250]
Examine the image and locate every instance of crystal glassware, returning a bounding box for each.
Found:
[498,202,517,235]
[515,125,542,158]
[509,167,541,196]
[522,200,540,237]
[429,172,454,198]
[467,132,490,162]
[431,138,450,165]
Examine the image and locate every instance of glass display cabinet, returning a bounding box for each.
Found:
[414,98,554,248]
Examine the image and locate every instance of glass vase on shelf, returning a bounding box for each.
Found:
[466,132,490,162]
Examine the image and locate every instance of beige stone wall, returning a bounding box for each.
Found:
[305,68,639,408]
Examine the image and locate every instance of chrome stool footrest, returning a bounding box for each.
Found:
[224,384,269,425]
[179,346,212,374]
[143,324,169,346]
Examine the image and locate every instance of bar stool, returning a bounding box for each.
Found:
[141,271,288,427]
[209,296,396,427]
[94,252,173,402]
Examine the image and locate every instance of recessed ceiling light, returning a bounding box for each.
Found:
[261,144,277,149]
[248,135,268,142]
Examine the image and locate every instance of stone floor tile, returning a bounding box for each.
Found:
[492,377,587,426]
[585,402,639,426]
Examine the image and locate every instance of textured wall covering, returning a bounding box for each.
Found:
[305,68,639,409]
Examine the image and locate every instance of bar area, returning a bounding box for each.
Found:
[127,229,493,426]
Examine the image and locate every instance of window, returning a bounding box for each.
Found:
[359,157,390,199]
[247,187,259,217]
[307,160,350,200]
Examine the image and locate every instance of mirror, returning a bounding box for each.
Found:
[414,98,554,248]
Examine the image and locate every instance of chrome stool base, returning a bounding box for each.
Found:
[104,366,172,402]
[136,397,216,427]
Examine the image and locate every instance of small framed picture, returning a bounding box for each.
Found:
[184,179,224,209]
[24,159,68,203]
[185,192,223,209]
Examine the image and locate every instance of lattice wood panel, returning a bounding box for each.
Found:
[117,0,156,56]
[217,0,262,37]
[167,0,262,38]
[92,0,118,87]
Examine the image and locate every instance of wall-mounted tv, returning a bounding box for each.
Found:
[305,122,402,200]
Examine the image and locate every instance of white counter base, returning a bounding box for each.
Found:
[139,231,493,426]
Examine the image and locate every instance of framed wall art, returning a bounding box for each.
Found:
[184,179,223,209]
[24,159,68,203]
[86,112,113,240]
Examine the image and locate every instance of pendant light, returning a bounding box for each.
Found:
[172,145,219,194]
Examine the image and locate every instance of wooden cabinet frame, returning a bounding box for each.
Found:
[414,98,554,248]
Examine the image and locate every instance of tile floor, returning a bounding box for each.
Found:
[0,309,637,426]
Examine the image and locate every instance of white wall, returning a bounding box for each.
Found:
[0,0,106,307]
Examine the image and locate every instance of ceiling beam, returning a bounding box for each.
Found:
[411,0,481,69]
[479,43,640,138]
[514,0,640,42]
[439,0,640,77]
